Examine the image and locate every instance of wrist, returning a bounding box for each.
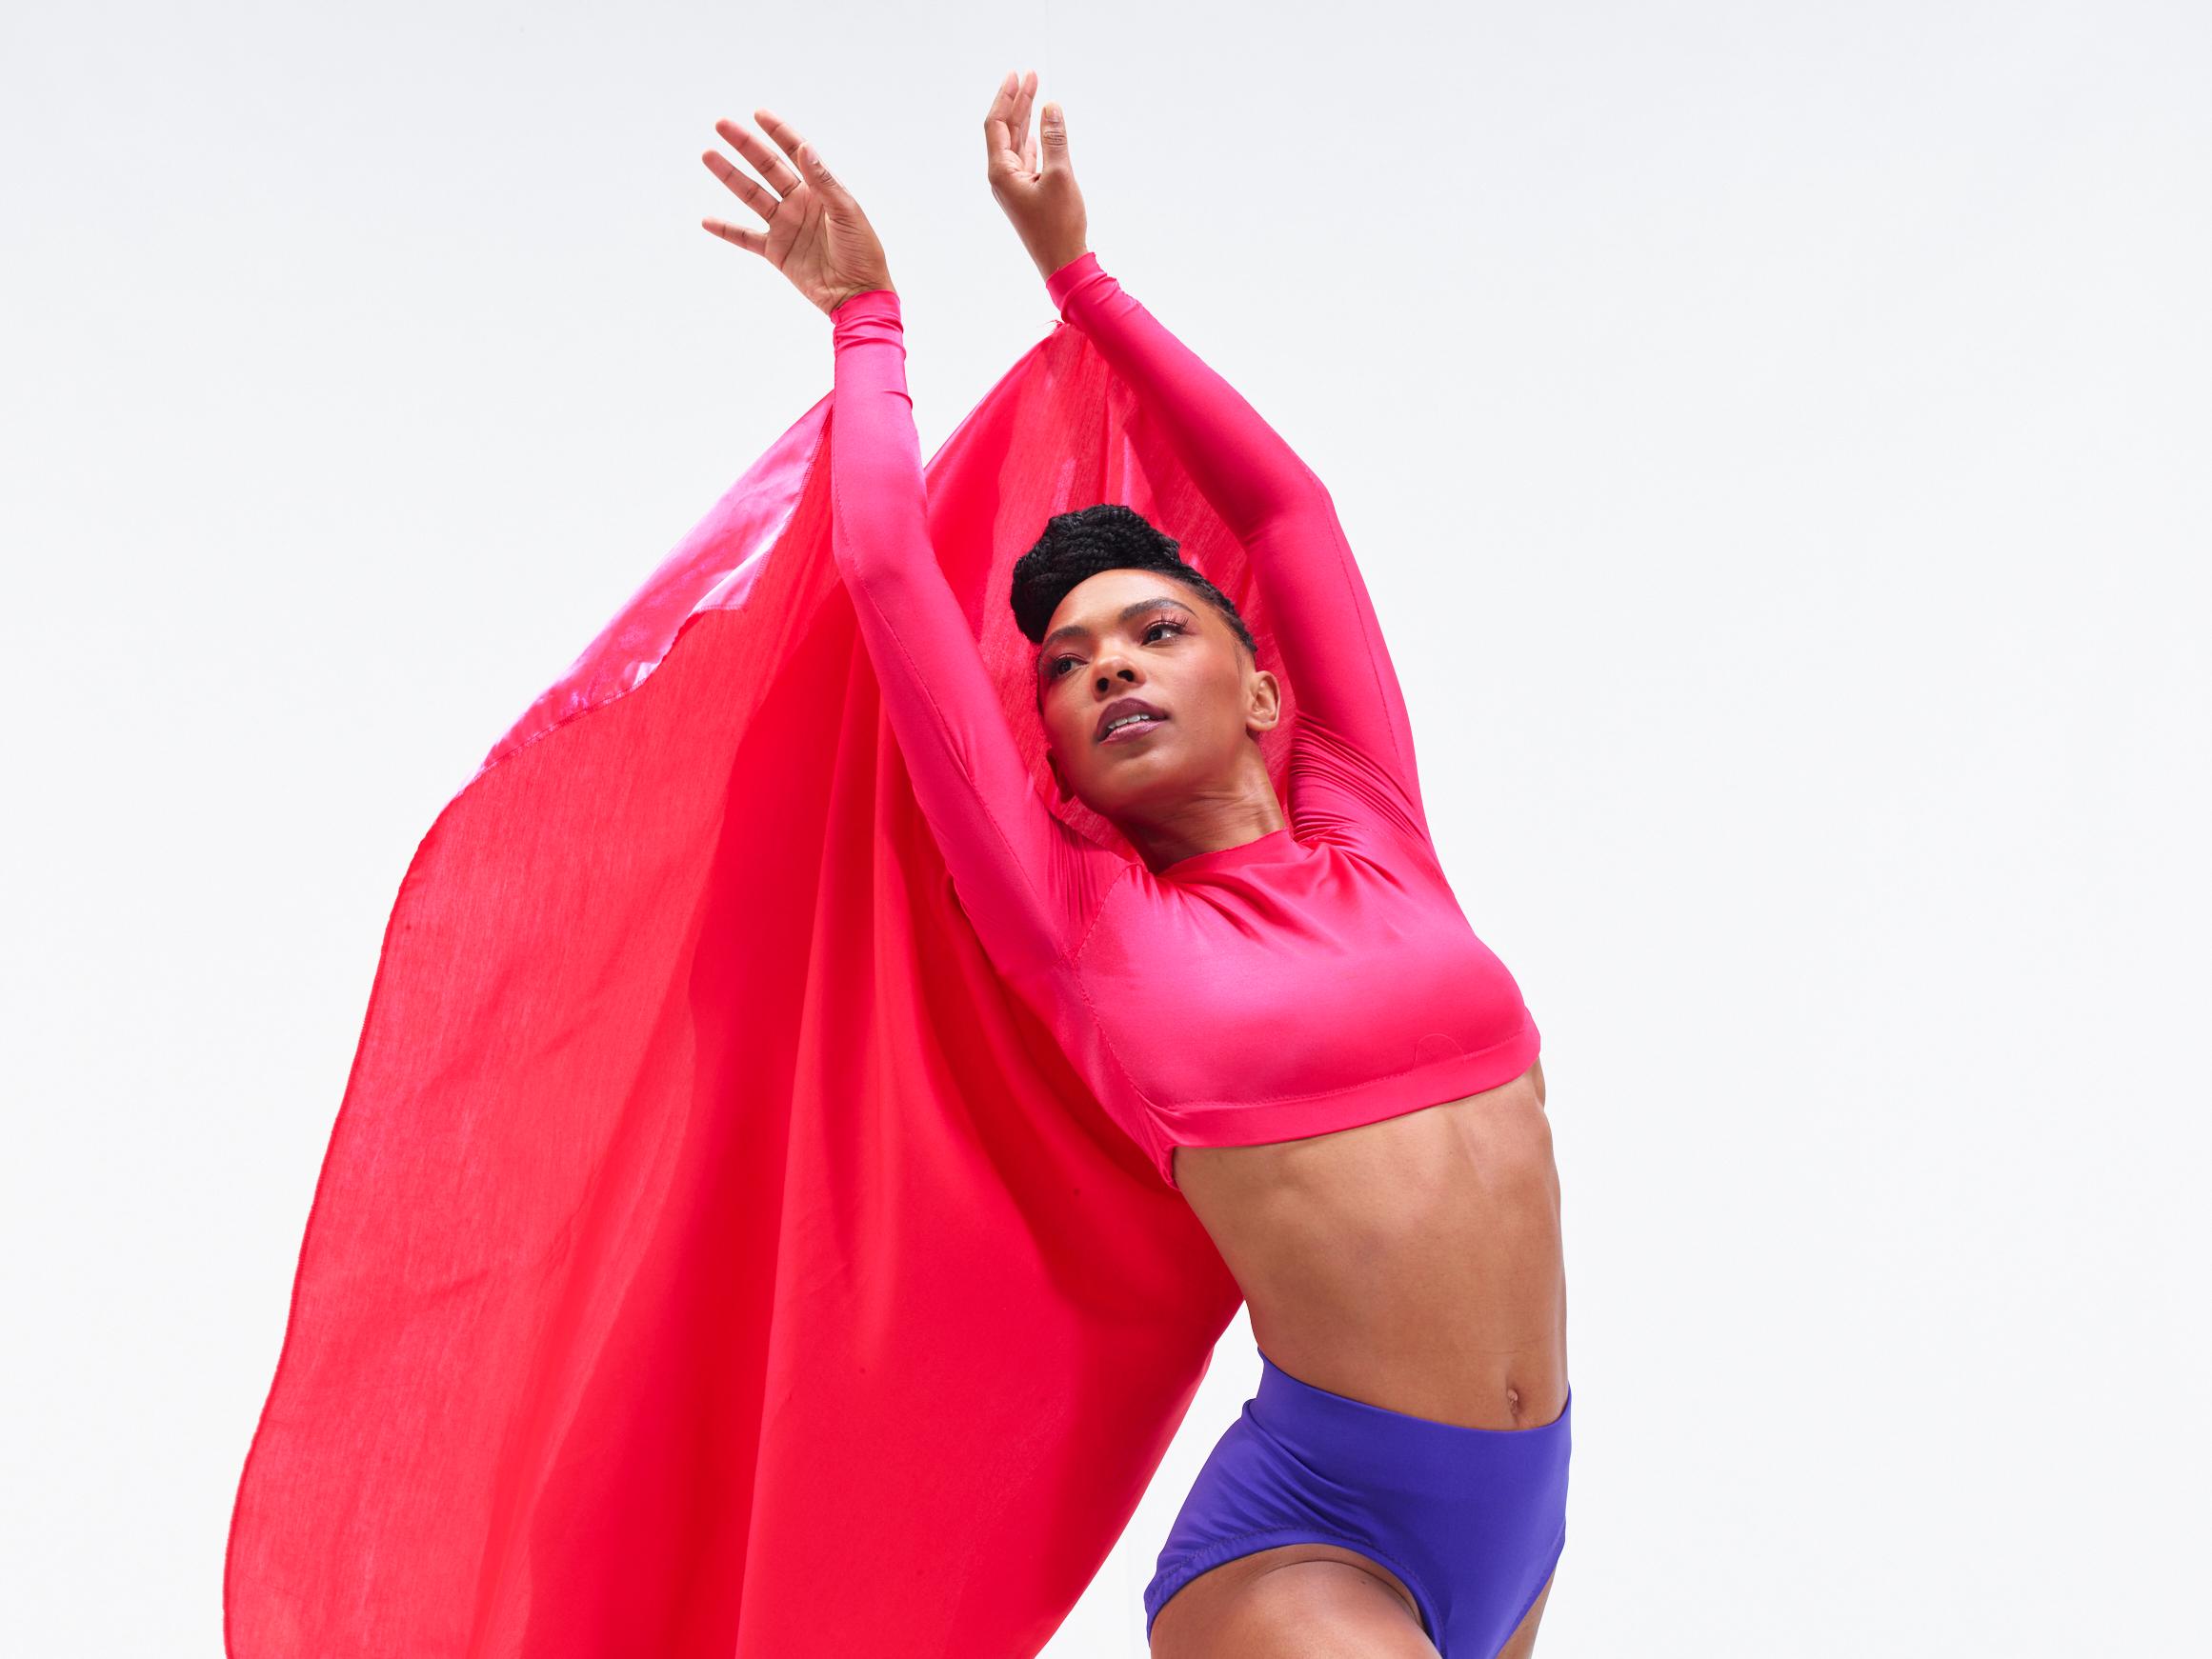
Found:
[829,285,902,352]
[828,279,895,315]
[1036,244,1090,285]
[1042,248,1104,314]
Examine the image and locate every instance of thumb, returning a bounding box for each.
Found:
[1039,101,1071,174]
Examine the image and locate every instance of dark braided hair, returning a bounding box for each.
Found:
[1010,503,1257,661]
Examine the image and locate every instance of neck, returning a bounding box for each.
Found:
[1122,795,1288,872]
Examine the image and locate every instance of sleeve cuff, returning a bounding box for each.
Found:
[1044,250,1107,315]
[831,287,902,347]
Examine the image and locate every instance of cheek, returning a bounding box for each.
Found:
[1184,659,1251,736]
[1041,688,1089,757]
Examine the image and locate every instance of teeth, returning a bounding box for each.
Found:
[1105,712,1159,734]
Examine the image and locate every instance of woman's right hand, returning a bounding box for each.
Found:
[702,110,895,316]
[984,70,1089,283]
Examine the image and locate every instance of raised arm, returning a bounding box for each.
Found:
[827,290,1099,971]
[982,77,1430,844]
[1043,253,1428,835]
[702,106,1103,972]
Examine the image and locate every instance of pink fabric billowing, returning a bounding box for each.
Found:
[221,320,1258,1657]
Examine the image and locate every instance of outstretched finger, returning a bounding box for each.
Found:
[702,217,768,257]
[755,109,845,198]
[700,149,780,226]
[714,116,799,197]
[983,70,1019,161]
[1012,70,1038,173]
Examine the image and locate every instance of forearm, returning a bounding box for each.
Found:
[828,288,930,593]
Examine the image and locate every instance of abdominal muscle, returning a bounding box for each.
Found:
[1169,1059,1566,1432]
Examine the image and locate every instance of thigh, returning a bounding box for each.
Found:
[1150,1542,1439,1659]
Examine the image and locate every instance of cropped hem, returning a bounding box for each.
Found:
[1152,1011,1539,1189]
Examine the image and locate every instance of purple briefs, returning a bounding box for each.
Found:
[1144,1346,1572,1656]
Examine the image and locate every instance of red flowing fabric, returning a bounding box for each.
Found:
[223,316,1294,1657]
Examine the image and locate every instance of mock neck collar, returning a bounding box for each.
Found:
[1153,826,1297,879]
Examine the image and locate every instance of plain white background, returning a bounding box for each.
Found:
[4,1,2206,1652]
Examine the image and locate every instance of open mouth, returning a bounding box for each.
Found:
[1096,696,1171,744]
[1098,711,1169,745]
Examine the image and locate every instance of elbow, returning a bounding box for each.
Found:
[1254,459,1337,530]
[1251,476,1341,545]
[830,545,895,605]
[828,532,929,610]
[1292,457,1336,511]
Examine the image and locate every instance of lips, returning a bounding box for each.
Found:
[1096,695,1170,744]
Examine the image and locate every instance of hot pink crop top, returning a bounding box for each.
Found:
[826,252,1538,1190]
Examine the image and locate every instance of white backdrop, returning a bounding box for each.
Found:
[4,2,2205,1653]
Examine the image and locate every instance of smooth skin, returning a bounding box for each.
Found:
[703,76,1565,1657]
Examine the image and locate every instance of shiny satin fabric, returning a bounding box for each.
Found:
[220,319,1289,1657]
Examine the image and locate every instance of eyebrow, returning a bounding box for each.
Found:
[1035,596,1195,669]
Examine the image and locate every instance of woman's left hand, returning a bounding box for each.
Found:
[984,70,1089,283]
[702,109,895,316]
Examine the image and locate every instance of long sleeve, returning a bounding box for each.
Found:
[827,288,1109,974]
[1045,252,1433,849]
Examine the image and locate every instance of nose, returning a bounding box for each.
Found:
[1091,642,1142,691]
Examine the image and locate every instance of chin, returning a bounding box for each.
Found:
[1077,769,1189,826]
[1057,729,1201,818]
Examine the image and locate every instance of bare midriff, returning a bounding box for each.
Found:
[1169,1057,1565,1433]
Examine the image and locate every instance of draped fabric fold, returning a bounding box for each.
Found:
[224,319,1275,1657]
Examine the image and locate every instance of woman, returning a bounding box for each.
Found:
[703,71,1570,1659]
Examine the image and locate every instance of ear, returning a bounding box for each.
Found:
[1243,667,1284,738]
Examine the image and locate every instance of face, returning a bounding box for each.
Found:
[1032,569,1280,820]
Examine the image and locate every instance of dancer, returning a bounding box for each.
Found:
[703,70,1572,1659]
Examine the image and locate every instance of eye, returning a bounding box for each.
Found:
[1042,617,1186,683]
